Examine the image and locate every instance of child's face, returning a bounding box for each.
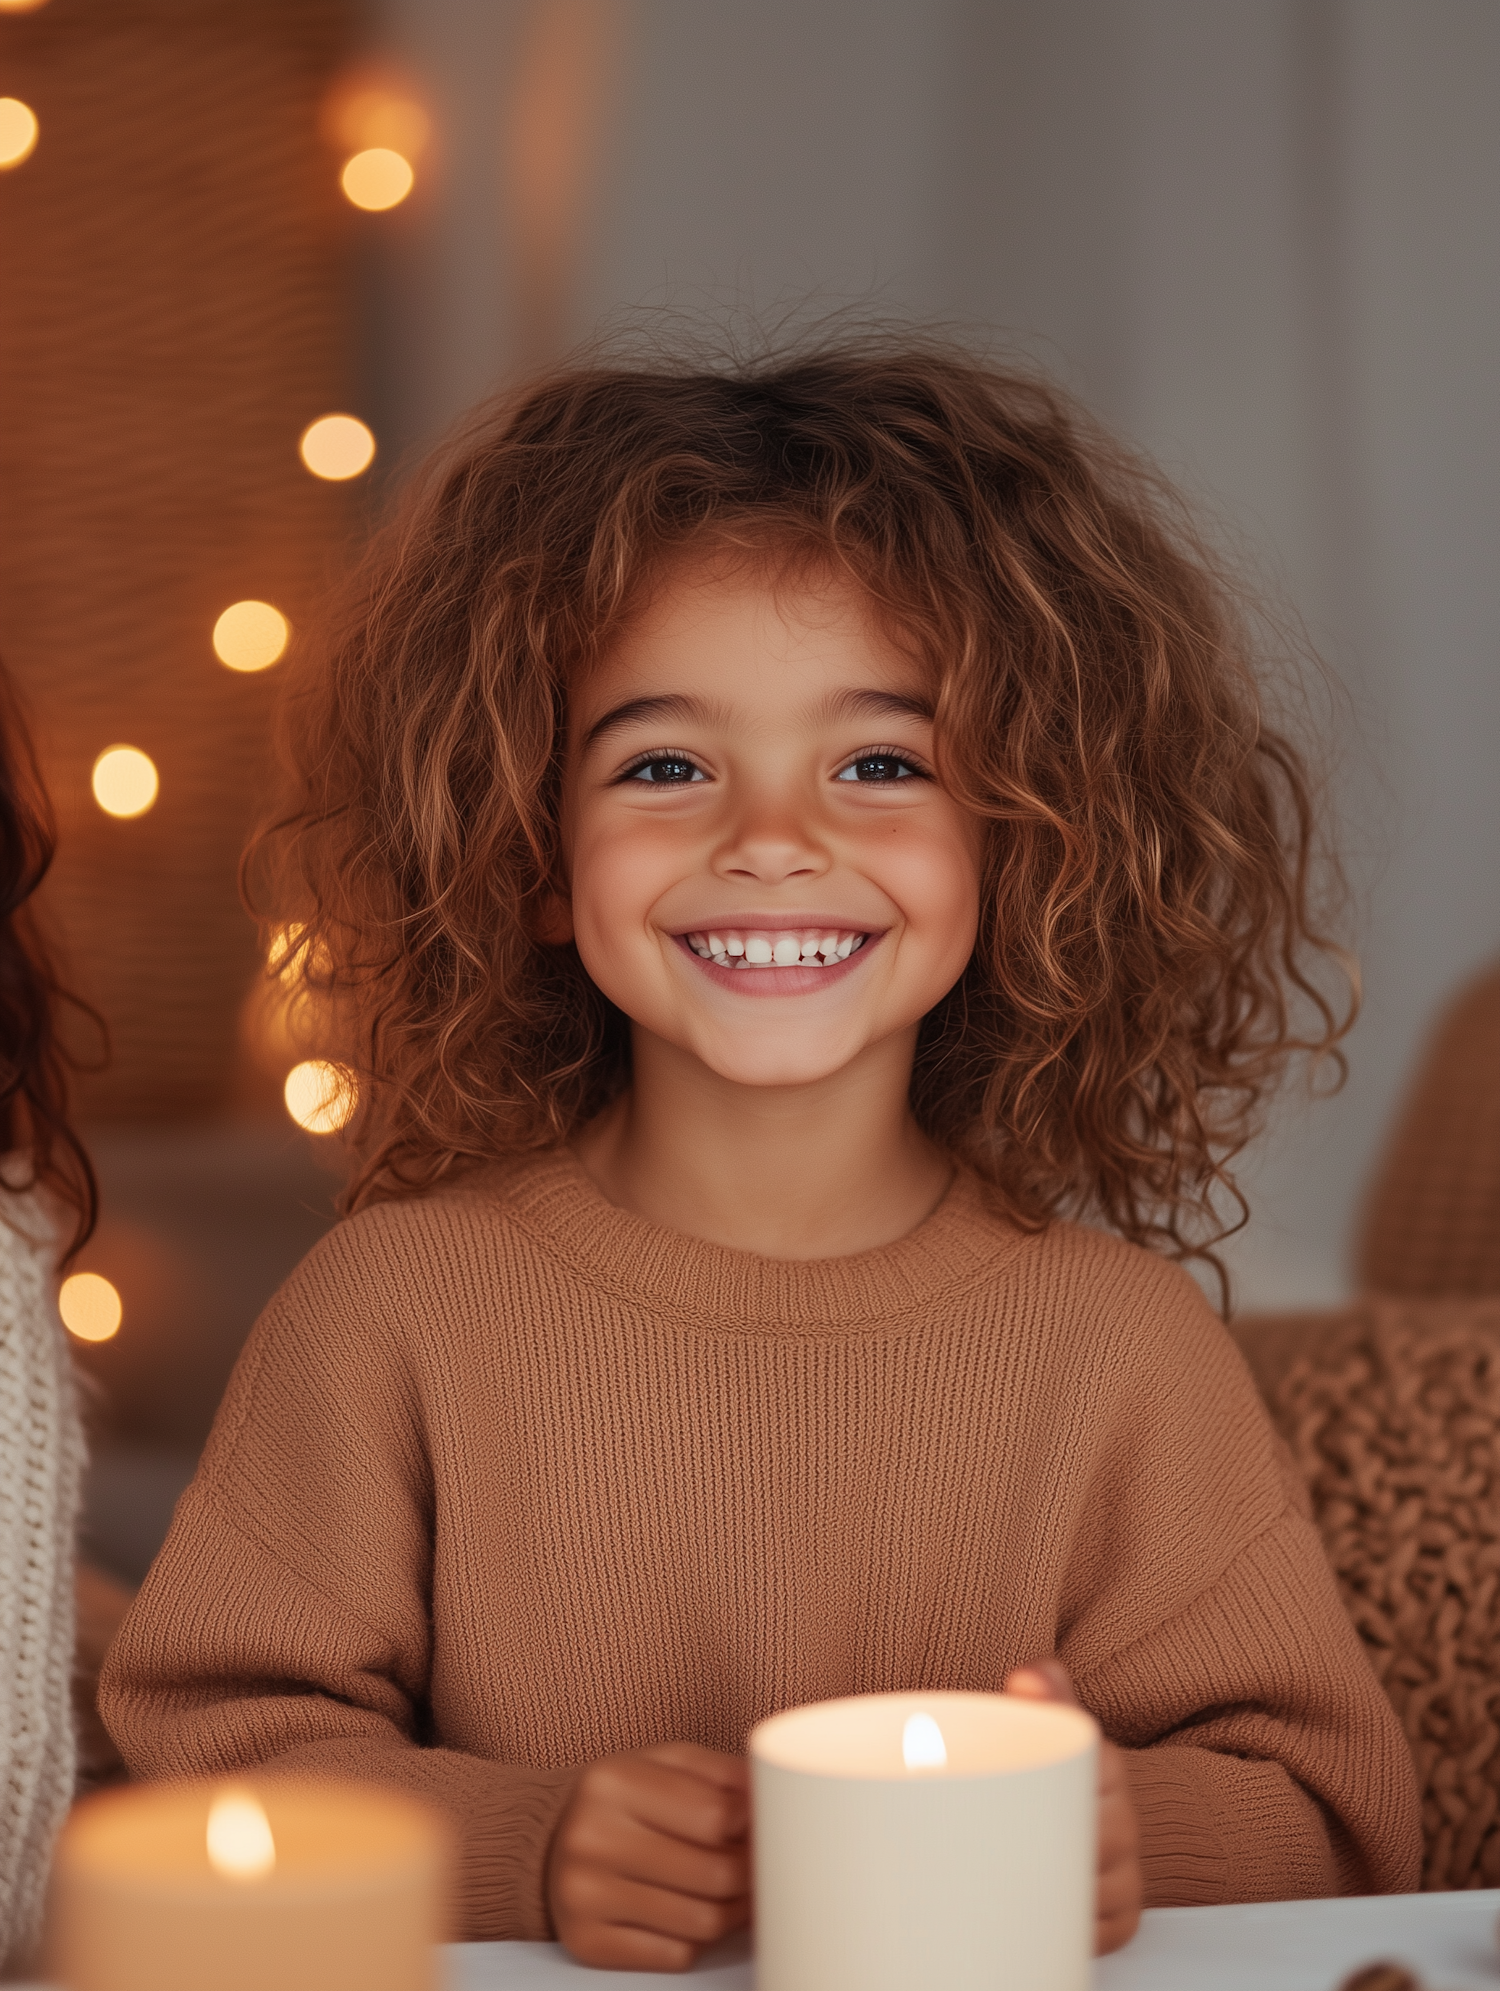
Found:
[560,554,982,1091]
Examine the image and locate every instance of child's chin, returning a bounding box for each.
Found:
[693,1037,867,1090]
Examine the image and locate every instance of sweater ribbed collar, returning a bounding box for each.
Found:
[487,1147,1028,1332]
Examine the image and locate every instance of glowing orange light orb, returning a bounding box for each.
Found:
[0,99,39,170]
[341,147,414,211]
[91,746,158,819]
[59,1273,122,1343]
[213,600,289,672]
[299,414,375,481]
[284,1059,357,1135]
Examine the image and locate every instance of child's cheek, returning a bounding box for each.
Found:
[857,805,983,955]
[567,813,683,972]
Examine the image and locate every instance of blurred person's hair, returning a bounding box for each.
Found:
[0,666,99,1261]
[246,336,1352,1297]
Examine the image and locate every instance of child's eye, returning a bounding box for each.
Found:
[619,753,706,786]
[835,750,929,784]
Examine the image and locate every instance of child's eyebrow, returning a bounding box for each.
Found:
[821,688,935,725]
[581,693,718,750]
[582,686,933,752]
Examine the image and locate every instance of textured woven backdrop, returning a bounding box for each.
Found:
[0,0,354,1118]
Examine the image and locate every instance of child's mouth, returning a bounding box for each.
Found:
[672,927,877,993]
[683,927,869,969]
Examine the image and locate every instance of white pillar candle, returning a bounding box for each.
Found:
[47,1778,446,1991]
[751,1689,1097,1991]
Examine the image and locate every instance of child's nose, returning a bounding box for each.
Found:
[713,798,830,885]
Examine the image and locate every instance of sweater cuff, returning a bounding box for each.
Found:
[1123,1745,1338,1907]
[458,1762,583,1940]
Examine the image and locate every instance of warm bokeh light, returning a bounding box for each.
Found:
[284,1059,357,1135]
[0,99,39,170]
[91,745,159,819]
[212,599,289,672]
[323,75,431,160]
[243,928,334,1083]
[299,414,375,481]
[267,922,330,981]
[0,1,52,13]
[266,922,304,973]
[206,1790,276,1883]
[59,1272,122,1344]
[341,147,414,211]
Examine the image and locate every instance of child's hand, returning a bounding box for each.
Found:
[1004,1660,1142,1955]
[546,1740,751,1971]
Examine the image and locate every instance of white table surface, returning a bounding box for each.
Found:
[447,1889,1500,1989]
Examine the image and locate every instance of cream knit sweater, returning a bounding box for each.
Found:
[0,1191,78,1972]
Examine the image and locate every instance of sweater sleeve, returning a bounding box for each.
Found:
[1052,1252,1421,1906]
[1087,1505,1420,1904]
[98,1247,579,1942]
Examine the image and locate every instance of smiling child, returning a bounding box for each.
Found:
[102,345,1420,1968]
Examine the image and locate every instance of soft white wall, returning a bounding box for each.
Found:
[359,0,531,467]
[369,0,1500,1308]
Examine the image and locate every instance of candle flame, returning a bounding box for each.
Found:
[206,1789,276,1881]
[901,1711,947,1771]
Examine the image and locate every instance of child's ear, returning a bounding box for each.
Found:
[532,888,575,946]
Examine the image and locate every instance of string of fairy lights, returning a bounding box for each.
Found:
[1,0,425,1339]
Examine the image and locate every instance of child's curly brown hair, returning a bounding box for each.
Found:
[247,337,1352,1290]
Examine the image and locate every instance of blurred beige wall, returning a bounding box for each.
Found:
[368,0,1499,1309]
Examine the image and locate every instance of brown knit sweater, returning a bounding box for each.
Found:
[101,1152,1420,1937]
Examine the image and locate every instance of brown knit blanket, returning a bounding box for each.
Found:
[1248,1297,1500,1889]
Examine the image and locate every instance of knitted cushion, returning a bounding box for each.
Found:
[1234,1296,1500,1889]
[1355,964,1500,1298]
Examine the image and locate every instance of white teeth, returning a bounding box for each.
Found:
[683,927,870,967]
